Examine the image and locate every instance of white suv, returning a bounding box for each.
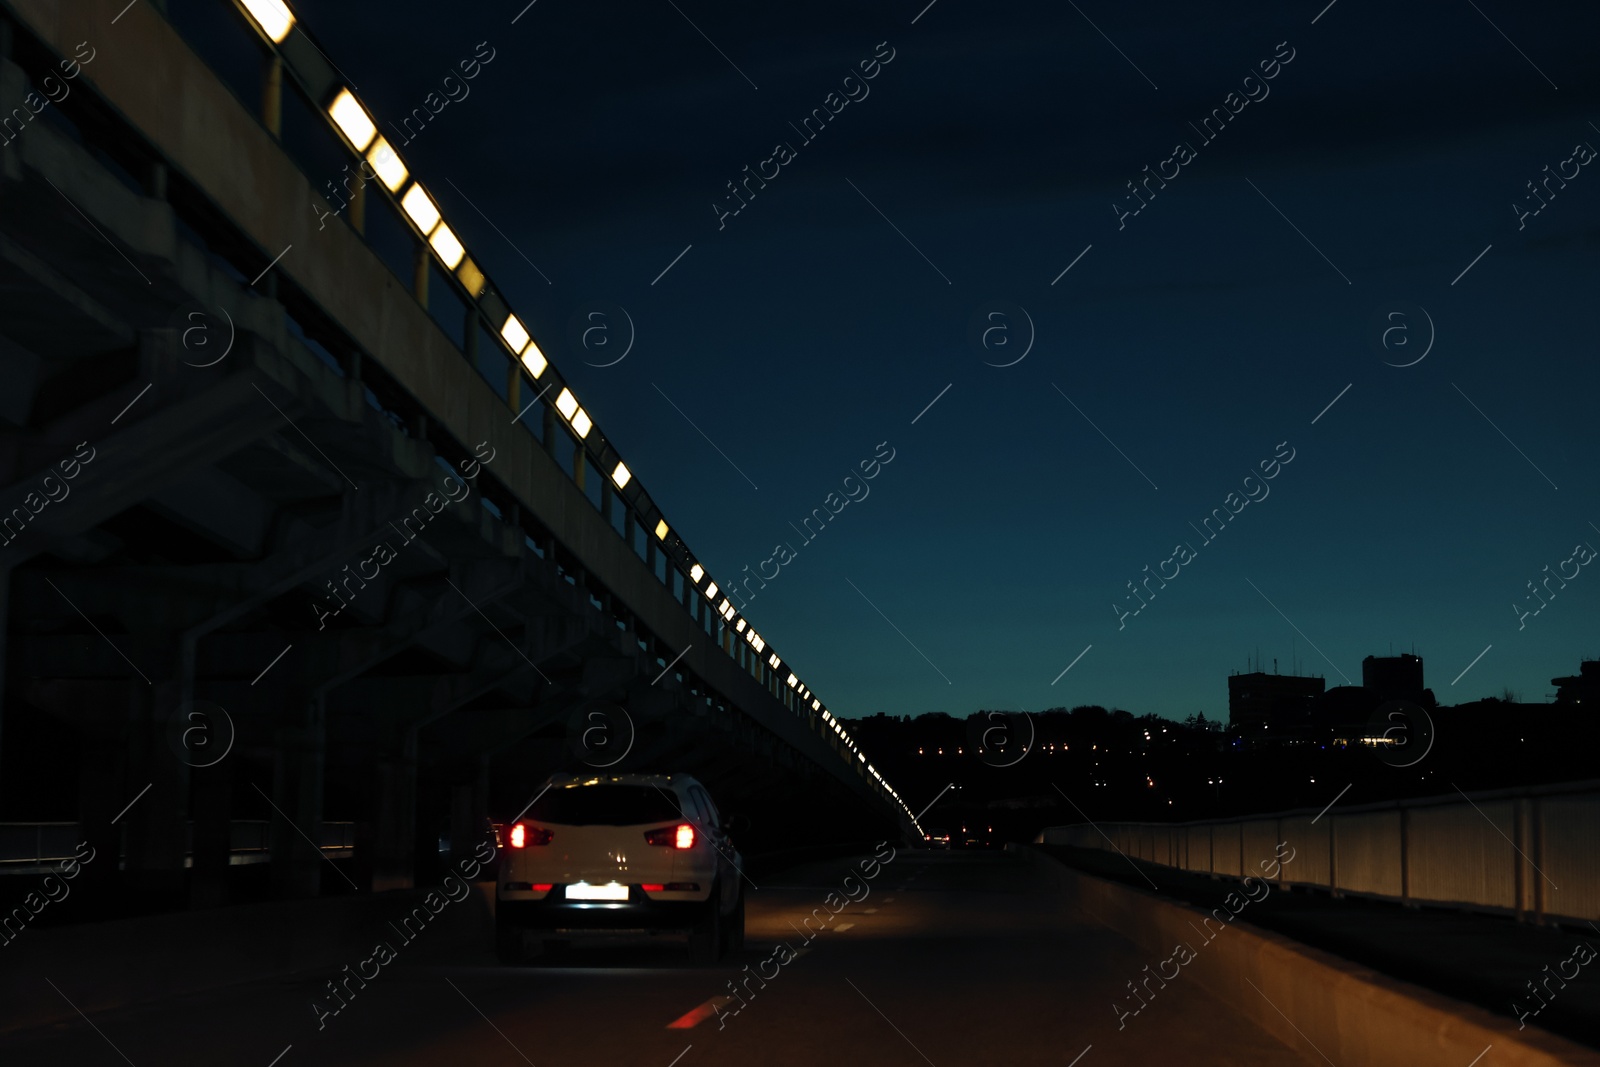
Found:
[494,772,745,963]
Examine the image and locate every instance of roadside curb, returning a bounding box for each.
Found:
[1015,844,1600,1067]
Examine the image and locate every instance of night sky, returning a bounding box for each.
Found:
[286,0,1600,721]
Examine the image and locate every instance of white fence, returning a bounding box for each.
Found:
[1036,779,1600,923]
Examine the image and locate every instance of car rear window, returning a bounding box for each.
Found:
[527,785,682,826]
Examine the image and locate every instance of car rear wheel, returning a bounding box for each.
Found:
[686,882,724,963]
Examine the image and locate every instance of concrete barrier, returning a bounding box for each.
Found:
[1036,779,1600,924]
[0,884,495,1036]
[1018,846,1600,1067]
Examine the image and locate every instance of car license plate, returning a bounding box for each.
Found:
[565,882,628,900]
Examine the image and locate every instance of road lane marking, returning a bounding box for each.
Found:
[668,996,735,1029]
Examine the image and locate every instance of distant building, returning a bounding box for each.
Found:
[1227,670,1325,731]
[1552,660,1600,705]
[1362,654,1434,706]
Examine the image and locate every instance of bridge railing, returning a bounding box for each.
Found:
[0,820,357,874]
[1036,778,1600,925]
[1,0,917,829]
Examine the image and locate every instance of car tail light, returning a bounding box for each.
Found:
[641,883,666,892]
[639,882,699,893]
[644,823,695,849]
[508,823,554,848]
[531,883,553,892]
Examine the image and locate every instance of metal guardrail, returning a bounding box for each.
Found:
[1037,779,1600,924]
[0,820,356,874]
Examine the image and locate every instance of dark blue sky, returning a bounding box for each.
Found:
[289,0,1600,720]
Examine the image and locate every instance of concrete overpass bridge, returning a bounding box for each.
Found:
[4,4,1599,1066]
[0,0,919,911]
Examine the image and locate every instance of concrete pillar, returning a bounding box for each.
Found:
[269,698,327,898]
[126,677,190,899]
[370,726,418,892]
[189,755,233,908]
[75,716,129,903]
[0,566,9,784]
[448,756,489,874]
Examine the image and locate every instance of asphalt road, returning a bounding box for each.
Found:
[1,849,1316,1066]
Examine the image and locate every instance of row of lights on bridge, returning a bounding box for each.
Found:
[232,0,922,834]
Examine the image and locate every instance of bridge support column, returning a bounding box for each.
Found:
[126,678,191,900]
[190,755,234,908]
[370,726,419,892]
[75,708,131,902]
[0,565,9,790]
[269,699,327,899]
[448,755,490,875]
